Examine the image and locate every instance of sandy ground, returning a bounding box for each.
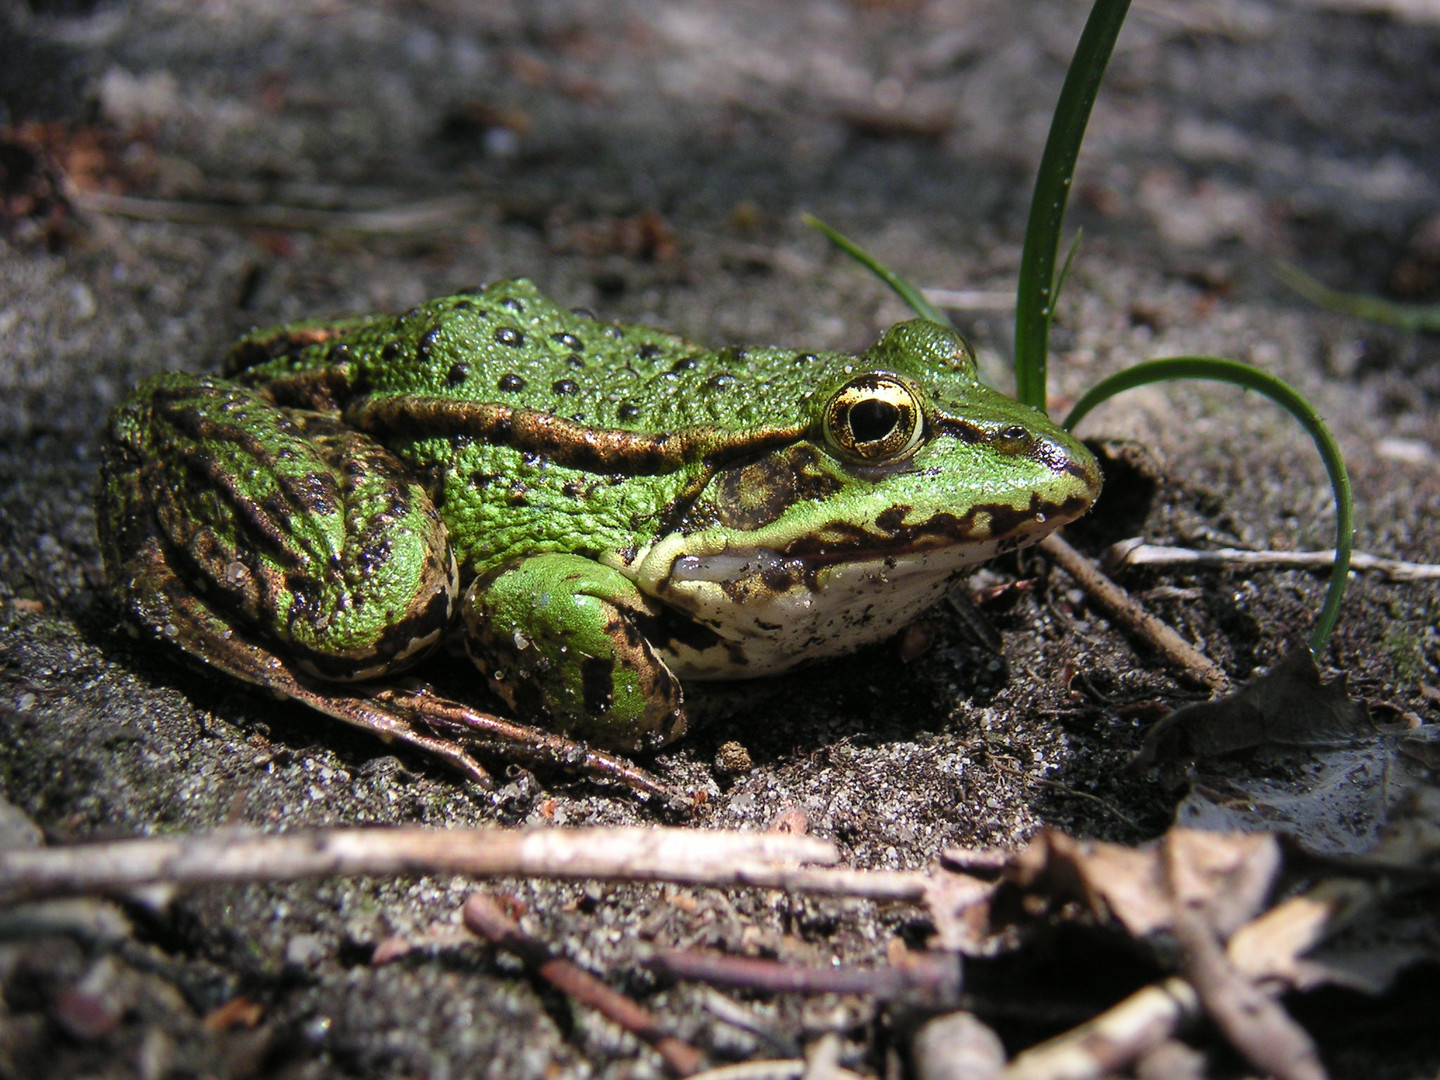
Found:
[1,0,1438,1076]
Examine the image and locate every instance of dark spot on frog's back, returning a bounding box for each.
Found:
[416,327,442,362]
[495,327,524,347]
[497,373,526,393]
[446,362,469,387]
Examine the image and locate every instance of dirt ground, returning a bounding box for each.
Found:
[1,0,1438,1077]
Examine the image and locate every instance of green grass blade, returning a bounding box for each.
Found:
[1064,357,1354,653]
[1275,261,1440,333]
[803,214,950,326]
[1015,0,1132,410]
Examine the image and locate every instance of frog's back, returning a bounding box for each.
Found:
[231,279,848,433]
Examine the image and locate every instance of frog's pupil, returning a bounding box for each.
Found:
[850,398,900,443]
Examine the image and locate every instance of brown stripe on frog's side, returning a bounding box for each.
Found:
[245,364,360,414]
[342,395,810,477]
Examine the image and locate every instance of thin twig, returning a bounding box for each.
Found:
[684,1063,804,1080]
[921,288,1016,312]
[464,892,705,1076]
[645,946,960,1005]
[0,826,930,905]
[1041,533,1231,693]
[72,189,487,236]
[1104,539,1440,583]
[1172,910,1329,1080]
[997,977,1201,1080]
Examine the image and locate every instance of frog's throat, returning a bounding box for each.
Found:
[617,533,1021,681]
[611,488,1092,680]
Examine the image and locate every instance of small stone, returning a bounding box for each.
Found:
[911,1011,1006,1080]
[714,741,753,774]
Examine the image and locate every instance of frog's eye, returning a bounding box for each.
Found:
[822,374,926,464]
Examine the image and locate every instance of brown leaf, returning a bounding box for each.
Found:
[1136,646,1370,765]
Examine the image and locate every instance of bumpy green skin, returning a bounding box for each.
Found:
[97,278,1101,753]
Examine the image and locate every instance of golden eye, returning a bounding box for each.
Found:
[822,374,925,464]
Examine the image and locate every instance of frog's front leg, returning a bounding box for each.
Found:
[462,554,690,752]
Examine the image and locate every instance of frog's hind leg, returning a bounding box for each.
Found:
[97,373,679,801]
[100,372,458,676]
[110,532,498,786]
[112,534,679,800]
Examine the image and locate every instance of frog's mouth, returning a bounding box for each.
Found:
[626,491,1095,680]
[661,487,1095,587]
[665,531,1010,590]
[641,536,1009,680]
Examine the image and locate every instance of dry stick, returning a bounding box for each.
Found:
[1104,539,1440,583]
[997,977,1201,1080]
[645,947,960,1004]
[72,189,487,236]
[1040,533,1231,694]
[1172,911,1329,1080]
[0,826,929,906]
[464,892,705,1077]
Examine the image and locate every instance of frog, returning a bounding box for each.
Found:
[97,278,1101,796]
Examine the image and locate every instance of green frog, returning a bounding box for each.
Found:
[97,278,1100,793]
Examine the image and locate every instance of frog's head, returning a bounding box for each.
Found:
[630,319,1102,679]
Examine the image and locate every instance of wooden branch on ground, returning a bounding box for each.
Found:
[1041,533,1232,694]
[465,892,705,1077]
[0,826,929,905]
[1104,539,1440,583]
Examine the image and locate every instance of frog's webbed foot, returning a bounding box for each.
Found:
[114,535,683,804]
[363,681,686,806]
